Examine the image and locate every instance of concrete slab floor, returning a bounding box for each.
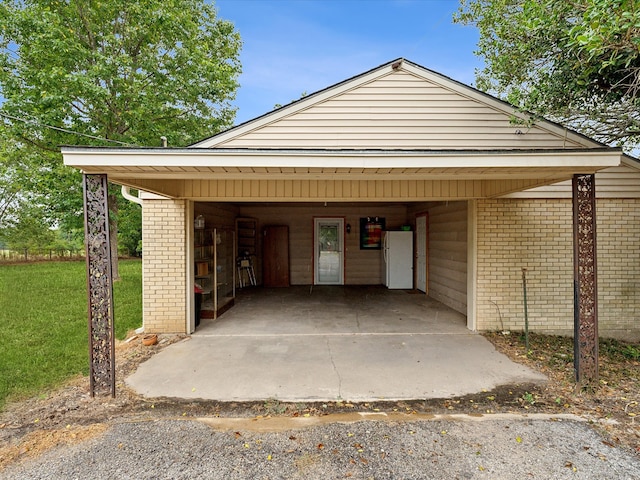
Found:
[127,286,546,402]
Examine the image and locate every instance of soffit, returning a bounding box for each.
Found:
[62,146,623,200]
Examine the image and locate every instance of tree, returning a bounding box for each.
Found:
[455,0,640,150]
[1,205,56,256]
[0,129,41,230]
[0,0,242,274]
[117,191,143,257]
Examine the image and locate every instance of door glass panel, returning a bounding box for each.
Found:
[318,222,341,284]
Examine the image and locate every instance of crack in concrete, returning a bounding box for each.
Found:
[325,338,342,399]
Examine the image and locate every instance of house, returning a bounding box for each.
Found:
[63,58,640,343]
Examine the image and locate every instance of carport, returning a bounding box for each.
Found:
[64,132,615,400]
[61,59,623,397]
[126,286,547,401]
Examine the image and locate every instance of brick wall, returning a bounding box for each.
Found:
[476,198,640,340]
[597,199,640,340]
[142,198,188,333]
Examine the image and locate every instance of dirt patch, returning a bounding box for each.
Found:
[480,332,640,452]
[0,333,185,469]
[0,424,108,470]
[0,331,638,471]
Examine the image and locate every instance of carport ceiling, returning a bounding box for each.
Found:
[62,146,623,200]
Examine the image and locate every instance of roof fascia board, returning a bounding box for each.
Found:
[621,153,640,170]
[62,147,623,170]
[102,170,602,182]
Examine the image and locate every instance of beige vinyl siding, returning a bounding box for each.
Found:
[174,178,556,202]
[503,165,640,199]
[235,204,409,285]
[425,202,468,315]
[194,202,239,230]
[216,71,585,150]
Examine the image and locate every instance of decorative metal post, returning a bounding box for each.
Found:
[572,174,598,387]
[83,174,116,397]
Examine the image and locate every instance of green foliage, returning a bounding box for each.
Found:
[0,131,44,229]
[455,0,640,150]
[0,0,242,251]
[0,0,242,148]
[117,193,142,257]
[521,391,536,405]
[600,337,640,361]
[0,259,142,409]
[1,205,55,251]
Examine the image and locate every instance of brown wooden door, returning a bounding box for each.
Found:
[262,225,290,287]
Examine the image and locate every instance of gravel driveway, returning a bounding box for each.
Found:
[3,414,639,479]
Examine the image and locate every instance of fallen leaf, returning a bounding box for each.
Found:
[317,443,325,450]
[516,436,522,443]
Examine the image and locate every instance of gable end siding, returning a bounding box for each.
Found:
[503,165,640,198]
[215,70,586,150]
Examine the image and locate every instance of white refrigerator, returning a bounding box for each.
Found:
[382,231,414,289]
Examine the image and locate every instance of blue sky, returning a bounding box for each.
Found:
[215,0,482,125]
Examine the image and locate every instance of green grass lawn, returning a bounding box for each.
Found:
[0,259,142,410]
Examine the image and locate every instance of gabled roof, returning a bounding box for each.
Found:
[192,58,603,151]
[62,59,624,201]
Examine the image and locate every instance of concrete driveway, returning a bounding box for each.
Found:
[127,286,546,402]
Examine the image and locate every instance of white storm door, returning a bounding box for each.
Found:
[416,214,428,293]
[314,218,344,285]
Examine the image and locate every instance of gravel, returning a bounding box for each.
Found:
[2,415,639,480]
